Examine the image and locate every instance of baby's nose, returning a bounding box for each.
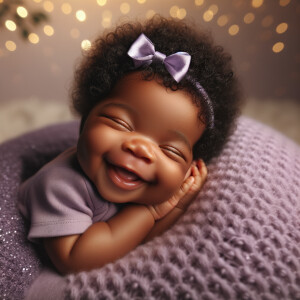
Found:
[122,138,156,163]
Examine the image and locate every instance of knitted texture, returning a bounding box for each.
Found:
[65,117,300,300]
[0,117,299,299]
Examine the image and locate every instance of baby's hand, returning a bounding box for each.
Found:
[147,160,207,220]
[175,159,207,211]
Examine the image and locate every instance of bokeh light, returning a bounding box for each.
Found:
[276,22,288,34]
[217,15,229,27]
[61,3,72,15]
[28,33,40,44]
[252,0,264,8]
[16,6,28,18]
[203,10,214,22]
[97,0,107,6]
[102,10,112,28]
[43,1,54,13]
[5,41,17,52]
[76,10,86,22]
[137,0,146,3]
[279,0,290,7]
[195,0,204,6]
[120,3,130,14]
[228,25,239,36]
[5,20,17,31]
[209,5,218,15]
[272,42,284,53]
[146,9,155,19]
[44,25,54,36]
[81,39,91,51]
[244,13,255,24]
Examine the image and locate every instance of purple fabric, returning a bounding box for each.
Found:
[18,146,119,242]
[0,121,79,299]
[1,117,300,299]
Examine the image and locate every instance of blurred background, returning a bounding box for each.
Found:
[0,0,299,143]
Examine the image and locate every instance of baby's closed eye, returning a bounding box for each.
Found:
[99,114,133,132]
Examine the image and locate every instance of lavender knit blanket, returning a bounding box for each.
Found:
[0,117,299,299]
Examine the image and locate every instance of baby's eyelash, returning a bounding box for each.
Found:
[100,115,133,131]
[160,145,186,161]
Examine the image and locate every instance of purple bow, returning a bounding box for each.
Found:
[127,33,191,83]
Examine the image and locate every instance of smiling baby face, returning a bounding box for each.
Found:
[77,72,205,205]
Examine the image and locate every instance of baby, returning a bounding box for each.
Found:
[18,16,241,275]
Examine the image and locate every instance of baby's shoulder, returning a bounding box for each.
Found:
[23,146,83,189]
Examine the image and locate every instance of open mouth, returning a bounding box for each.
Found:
[106,162,145,191]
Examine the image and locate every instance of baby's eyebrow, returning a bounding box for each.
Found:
[101,102,137,116]
[168,129,192,152]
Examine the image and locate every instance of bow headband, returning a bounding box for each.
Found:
[127,33,214,129]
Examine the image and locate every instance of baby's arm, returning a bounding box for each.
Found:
[144,159,207,241]
[44,160,206,275]
[44,205,156,274]
[43,193,181,274]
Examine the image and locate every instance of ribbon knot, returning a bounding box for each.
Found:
[127,33,191,83]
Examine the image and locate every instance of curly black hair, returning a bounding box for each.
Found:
[71,16,242,162]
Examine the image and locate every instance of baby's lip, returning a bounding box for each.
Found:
[106,161,146,191]
[105,155,153,183]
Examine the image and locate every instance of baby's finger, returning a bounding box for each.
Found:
[198,159,208,179]
[191,160,207,189]
[178,176,195,197]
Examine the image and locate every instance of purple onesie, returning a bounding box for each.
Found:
[18,147,119,242]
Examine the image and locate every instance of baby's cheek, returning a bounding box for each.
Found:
[160,166,186,193]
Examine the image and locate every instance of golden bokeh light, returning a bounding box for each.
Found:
[276,22,288,34]
[279,0,290,7]
[195,0,204,6]
[61,3,72,15]
[244,12,255,24]
[170,6,179,18]
[217,15,229,27]
[177,8,187,19]
[5,20,17,31]
[146,10,155,19]
[272,42,284,53]
[76,10,86,22]
[28,33,40,44]
[33,0,42,3]
[5,40,17,52]
[70,28,80,39]
[209,4,218,15]
[120,3,130,14]
[97,0,107,6]
[102,19,111,28]
[261,15,273,27]
[228,25,239,36]
[102,10,112,28]
[81,39,92,51]
[170,6,186,19]
[137,0,146,3]
[44,25,54,36]
[203,10,214,22]
[16,6,28,18]
[252,0,264,8]
[43,1,54,13]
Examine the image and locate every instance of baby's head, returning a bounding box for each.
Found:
[72,16,241,204]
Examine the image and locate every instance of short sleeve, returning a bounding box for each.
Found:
[18,154,94,242]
